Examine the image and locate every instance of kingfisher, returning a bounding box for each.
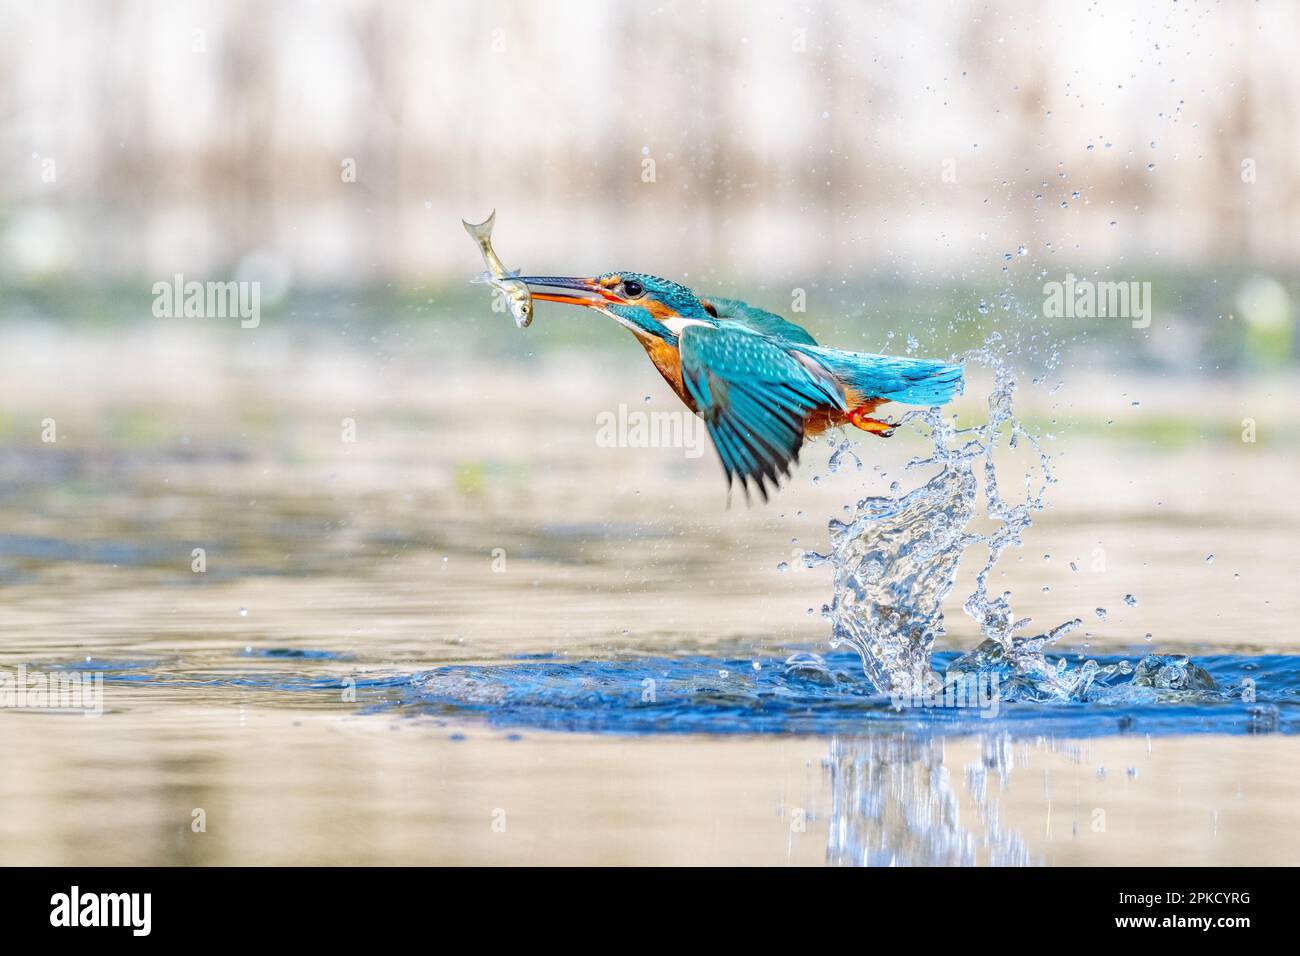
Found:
[518,272,963,501]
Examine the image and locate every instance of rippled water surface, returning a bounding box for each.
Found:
[63,648,1299,738]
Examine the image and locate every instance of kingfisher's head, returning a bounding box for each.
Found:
[519,272,716,340]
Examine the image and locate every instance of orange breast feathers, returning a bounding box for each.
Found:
[636,335,695,411]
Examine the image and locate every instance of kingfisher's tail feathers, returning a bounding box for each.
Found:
[799,347,964,407]
[461,209,496,241]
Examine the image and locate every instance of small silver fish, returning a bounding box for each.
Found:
[462,210,533,328]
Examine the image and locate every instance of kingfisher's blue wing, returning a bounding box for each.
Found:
[704,297,819,346]
[680,324,843,501]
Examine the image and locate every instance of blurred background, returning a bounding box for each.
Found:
[0,0,1296,368]
[0,0,1298,865]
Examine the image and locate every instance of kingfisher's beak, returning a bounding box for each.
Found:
[519,277,623,308]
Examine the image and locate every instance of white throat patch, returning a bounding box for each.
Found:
[662,317,712,336]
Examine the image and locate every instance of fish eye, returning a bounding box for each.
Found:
[623,279,644,298]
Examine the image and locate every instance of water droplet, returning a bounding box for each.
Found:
[1017,244,1028,256]
[1124,594,1137,607]
[776,561,790,572]
[1146,162,1156,171]
[239,607,248,617]
[1205,554,1215,564]
[977,300,989,314]
[1095,607,1108,621]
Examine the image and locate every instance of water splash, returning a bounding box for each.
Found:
[814,345,1087,698]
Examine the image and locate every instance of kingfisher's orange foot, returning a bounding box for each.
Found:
[847,407,897,437]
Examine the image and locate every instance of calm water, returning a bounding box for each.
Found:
[1,325,1297,865]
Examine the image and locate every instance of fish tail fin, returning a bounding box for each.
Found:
[461,209,496,242]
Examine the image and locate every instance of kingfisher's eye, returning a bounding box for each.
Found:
[623,279,644,298]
